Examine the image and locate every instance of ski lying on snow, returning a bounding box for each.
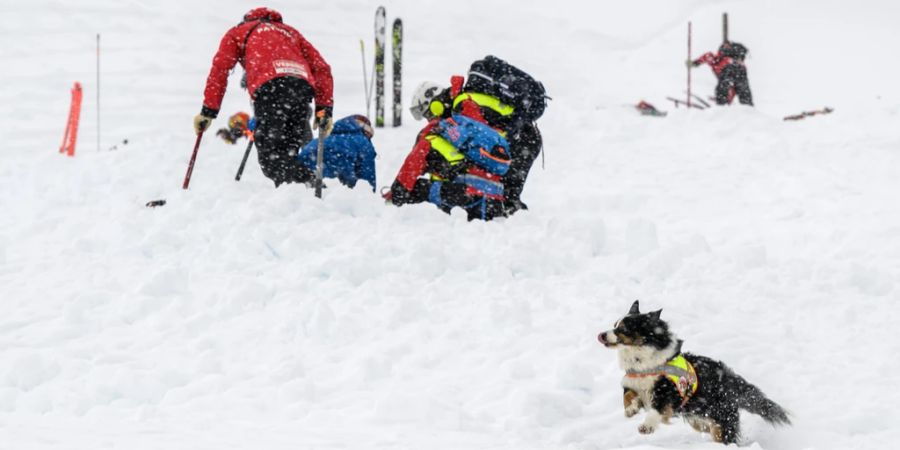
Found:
[666,96,705,110]
[784,107,833,121]
[686,91,710,108]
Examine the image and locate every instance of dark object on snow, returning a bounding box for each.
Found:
[784,107,834,121]
[145,199,166,208]
[107,139,128,151]
[667,97,705,110]
[687,92,711,108]
[636,100,668,117]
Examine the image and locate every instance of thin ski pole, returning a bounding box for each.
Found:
[314,128,326,198]
[97,33,100,152]
[183,132,204,189]
[723,13,729,43]
[367,52,376,119]
[687,22,692,109]
[360,39,371,120]
[235,136,254,181]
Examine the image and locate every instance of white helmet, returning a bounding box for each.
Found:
[409,81,444,121]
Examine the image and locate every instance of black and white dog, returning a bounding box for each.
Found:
[598,300,791,444]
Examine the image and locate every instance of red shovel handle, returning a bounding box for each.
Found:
[182,132,204,190]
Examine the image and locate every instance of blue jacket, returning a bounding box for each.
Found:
[297,116,377,191]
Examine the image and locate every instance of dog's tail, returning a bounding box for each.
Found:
[734,375,791,426]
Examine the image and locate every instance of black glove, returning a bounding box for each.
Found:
[388,179,430,206]
[313,105,334,137]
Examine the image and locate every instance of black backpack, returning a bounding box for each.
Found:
[463,56,548,122]
[722,42,748,60]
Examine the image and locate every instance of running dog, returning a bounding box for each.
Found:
[597,300,791,444]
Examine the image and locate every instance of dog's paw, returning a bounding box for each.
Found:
[638,423,657,435]
[624,404,640,418]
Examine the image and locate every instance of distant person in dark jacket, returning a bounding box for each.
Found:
[690,41,753,106]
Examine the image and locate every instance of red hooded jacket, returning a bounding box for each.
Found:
[201,8,333,117]
[694,51,732,77]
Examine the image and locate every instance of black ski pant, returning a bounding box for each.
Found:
[715,63,753,106]
[503,122,542,212]
[252,76,316,187]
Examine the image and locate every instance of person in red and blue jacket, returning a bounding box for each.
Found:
[384,77,509,221]
[690,41,753,106]
[193,7,334,187]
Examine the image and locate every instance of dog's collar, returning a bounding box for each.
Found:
[625,354,698,407]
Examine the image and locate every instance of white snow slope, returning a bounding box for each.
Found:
[2,0,900,449]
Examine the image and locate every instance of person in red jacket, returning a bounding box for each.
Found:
[193,7,334,187]
[690,41,753,106]
[384,77,508,221]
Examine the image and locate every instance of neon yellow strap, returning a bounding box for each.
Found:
[425,135,464,164]
[452,92,515,117]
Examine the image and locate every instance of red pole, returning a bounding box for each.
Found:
[182,132,204,189]
[687,21,692,109]
[59,94,73,154]
[59,82,83,157]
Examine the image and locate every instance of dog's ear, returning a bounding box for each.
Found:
[649,309,662,320]
[628,300,640,315]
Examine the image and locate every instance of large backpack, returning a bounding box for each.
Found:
[464,55,547,122]
[720,41,748,60]
[434,114,511,176]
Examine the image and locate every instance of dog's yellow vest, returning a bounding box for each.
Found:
[625,354,699,407]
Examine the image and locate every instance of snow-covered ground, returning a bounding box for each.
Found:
[2,1,900,449]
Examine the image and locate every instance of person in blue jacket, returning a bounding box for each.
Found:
[297,115,377,191]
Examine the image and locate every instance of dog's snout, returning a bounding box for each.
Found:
[598,332,608,344]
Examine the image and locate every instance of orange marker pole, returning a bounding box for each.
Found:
[59,82,83,156]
